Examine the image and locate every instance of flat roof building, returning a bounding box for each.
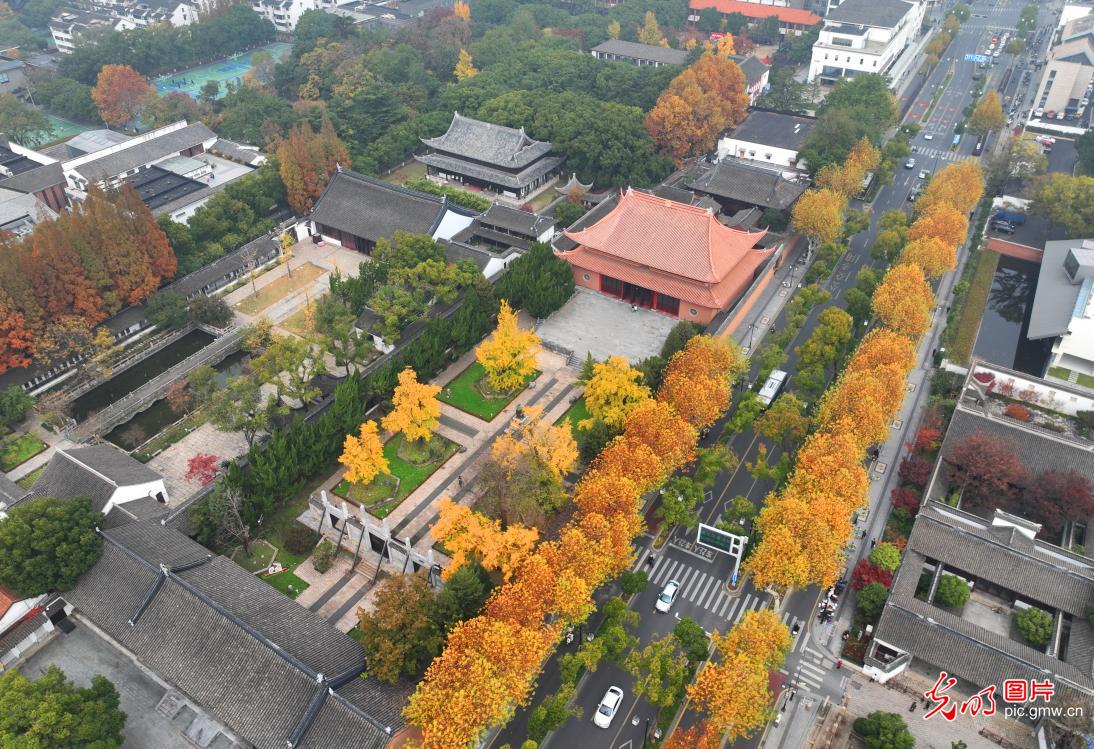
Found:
[688,0,821,37]
[717,110,816,168]
[1028,238,1094,382]
[1034,59,1093,115]
[807,0,925,84]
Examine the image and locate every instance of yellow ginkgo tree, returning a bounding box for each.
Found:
[382,367,442,445]
[476,300,540,393]
[339,420,389,485]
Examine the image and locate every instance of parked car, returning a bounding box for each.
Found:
[1035,108,1045,117]
[655,580,680,613]
[594,687,624,729]
[918,169,930,180]
[991,221,1017,235]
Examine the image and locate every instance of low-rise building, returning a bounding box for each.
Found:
[1028,238,1094,382]
[0,58,32,102]
[688,0,821,37]
[1033,59,1093,117]
[250,0,338,32]
[0,136,69,214]
[48,8,122,53]
[50,0,205,51]
[417,112,565,203]
[732,54,772,105]
[309,168,477,253]
[687,159,807,215]
[590,39,687,67]
[716,110,816,169]
[556,187,772,324]
[807,0,925,84]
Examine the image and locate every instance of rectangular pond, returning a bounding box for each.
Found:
[971,255,1052,376]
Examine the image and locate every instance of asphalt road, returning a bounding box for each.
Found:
[488,1,1050,747]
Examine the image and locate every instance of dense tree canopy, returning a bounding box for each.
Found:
[0,497,103,597]
[0,666,126,748]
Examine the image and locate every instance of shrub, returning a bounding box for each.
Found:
[527,685,579,742]
[851,559,893,591]
[282,523,318,555]
[189,296,233,327]
[1076,410,1094,439]
[898,455,933,488]
[869,542,901,571]
[856,582,889,624]
[888,507,914,538]
[889,487,921,516]
[853,711,913,749]
[553,200,586,228]
[1014,607,1053,648]
[1004,403,1031,421]
[619,570,649,596]
[311,539,337,573]
[934,574,970,609]
[493,242,575,319]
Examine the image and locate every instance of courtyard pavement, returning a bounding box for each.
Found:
[21,622,235,749]
[534,288,679,363]
[148,422,249,507]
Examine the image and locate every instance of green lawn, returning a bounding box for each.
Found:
[132,410,207,463]
[16,463,46,490]
[1048,366,1094,389]
[948,250,998,366]
[438,362,536,421]
[333,433,459,518]
[1,432,47,472]
[230,540,278,573]
[263,568,310,599]
[555,396,590,437]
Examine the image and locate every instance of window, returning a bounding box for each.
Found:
[689,308,698,317]
[601,275,623,297]
[582,273,591,281]
[655,293,680,316]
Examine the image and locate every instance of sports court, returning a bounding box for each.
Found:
[24,114,93,148]
[154,42,292,100]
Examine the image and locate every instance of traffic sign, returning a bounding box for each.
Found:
[696,524,748,584]
[965,53,989,63]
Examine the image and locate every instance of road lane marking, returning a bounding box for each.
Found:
[654,560,678,585]
[648,555,667,581]
[676,567,697,591]
[724,597,742,621]
[709,589,726,612]
[700,581,722,609]
[690,575,715,603]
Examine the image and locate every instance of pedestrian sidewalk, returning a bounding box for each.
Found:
[725,235,807,356]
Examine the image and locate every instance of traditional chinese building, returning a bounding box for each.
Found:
[416,112,564,203]
[557,188,772,324]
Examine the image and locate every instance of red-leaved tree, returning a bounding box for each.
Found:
[898,455,933,488]
[851,559,893,591]
[948,433,1027,500]
[890,487,922,516]
[1026,469,1094,538]
[185,453,221,486]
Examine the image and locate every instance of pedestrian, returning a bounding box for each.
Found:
[457,475,464,488]
[870,539,877,549]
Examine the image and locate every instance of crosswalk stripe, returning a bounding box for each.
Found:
[655,560,678,585]
[723,597,741,621]
[677,567,697,591]
[648,555,667,581]
[680,570,702,599]
[690,575,714,603]
[795,672,823,689]
[798,631,811,653]
[709,590,726,614]
[717,594,733,617]
[781,610,791,623]
[732,594,753,622]
[799,661,827,679]
[700,581,721,609]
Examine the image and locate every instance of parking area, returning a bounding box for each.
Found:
[534,287,678,364]
[19,622,201,749]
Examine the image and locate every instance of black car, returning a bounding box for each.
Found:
[991,220,1017,235]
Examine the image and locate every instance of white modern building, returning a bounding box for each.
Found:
[807,0,925,84]
[250,0,338,33]
[50,0,207,51]
[716,110,815,169]
[1029,238,1094,383]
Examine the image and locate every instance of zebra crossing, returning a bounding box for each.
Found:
[911,147,963,162]
[791,646,837,692]
[647,556,769,622]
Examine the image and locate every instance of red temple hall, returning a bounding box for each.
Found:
[558,189,773,324]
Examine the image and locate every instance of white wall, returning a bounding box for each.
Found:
[717,137,799,168]
[105,479,169,515]
[432,209,476,242]
[808,1,924,82]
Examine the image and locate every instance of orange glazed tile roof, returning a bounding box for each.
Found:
[561,189,774,308]
[689,0,821,26]
[0,586,16,618]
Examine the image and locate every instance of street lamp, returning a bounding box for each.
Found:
[747,322,756,349]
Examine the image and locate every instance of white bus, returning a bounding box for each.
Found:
[757,370,788,407]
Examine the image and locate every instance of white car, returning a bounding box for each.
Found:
[918,169,930,180]
[594,687,624,729]
[655,579,681,613]
[924,133,934,141]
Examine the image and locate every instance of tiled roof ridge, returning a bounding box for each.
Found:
[917,505,1094,580]
[60,449,119,489]
[98,529,360,684]
[329,167,444,206]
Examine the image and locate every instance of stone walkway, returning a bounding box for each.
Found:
[147,422,249,507]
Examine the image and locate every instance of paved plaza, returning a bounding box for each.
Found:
[534,287,678,363]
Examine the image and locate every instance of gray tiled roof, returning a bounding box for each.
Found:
[210,138,264,166]
[71,122,217,183]
[0,611,48,659]
[0,474,26,504]
[26,452,117,512]
[940,406,1094,485]
[591,39,687,66]
[728,111,816,151]
[66,445,161,486]
[65,521,402,749]
[102,495,169,528]
[423,112,553,169]
[311,168,449,244]
[907,506,1094,618]
[733,54,770,87]
[170,232,281,298]
[480,203,554,237]
[688,161,807,210]
[826,0,915,29]
[416,151,564,191]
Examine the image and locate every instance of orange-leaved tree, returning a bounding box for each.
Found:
[847,135,882,174]
[718,608,791,669]
[495,405,578,478]
[91,65,153,126]
[871,263,933,339]
[816,162,867,201]
[791,188,844,246]
[845,328,916,375]
[476,299,540,392]
[917,159,983,215]
[582,354,651,429]
[276,117,350,214]
[381,366,441,444]
[453,0,470,21]
[909,203,969,248]
[900,235,956,279]
[817,365,909,450]
[431,498,538,581]
[339,420,389,485]
[645,53,749,163]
